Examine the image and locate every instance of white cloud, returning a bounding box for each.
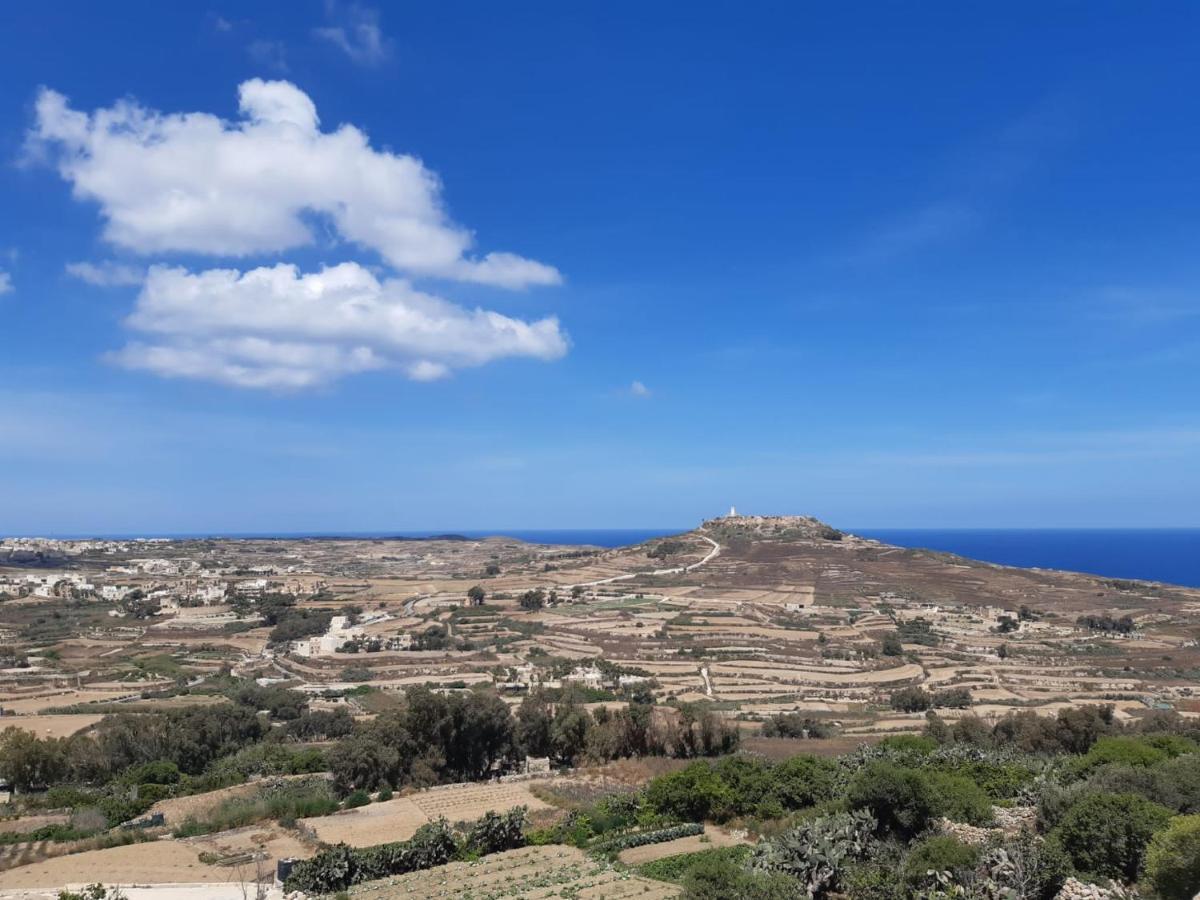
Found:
[630,380,650,397]
[108,262,568,389]
[66,260,145,287]
[313,3,390,66]
[0,272,11,295]
[29,80,560,288]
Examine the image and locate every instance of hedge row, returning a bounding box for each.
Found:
[596,822,704,853]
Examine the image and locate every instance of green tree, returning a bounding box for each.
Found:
[466,585,485,605]
[0,727,67,792]
[327,733,400,792]
[515,692,554,758]
[890,686,931,712]
[1145,814,1200,900]
[519,589,546,610]
[550,699,591,765]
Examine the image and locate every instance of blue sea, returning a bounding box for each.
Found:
[856,529,1200,589]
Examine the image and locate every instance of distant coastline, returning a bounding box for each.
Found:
[858,528,1200,589]
[6,526,1200,589]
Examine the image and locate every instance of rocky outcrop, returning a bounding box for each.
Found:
[1053,877,1134,900]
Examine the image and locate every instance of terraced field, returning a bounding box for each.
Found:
[346,844,680,899]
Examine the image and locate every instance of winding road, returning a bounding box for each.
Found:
[569,534,721,589]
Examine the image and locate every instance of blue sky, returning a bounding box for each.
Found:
[2,2,1199,533]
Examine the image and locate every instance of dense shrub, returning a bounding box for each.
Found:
[642,755,838,823]
[644,762,735,822]
[343,789,371,809]
[1072,736,1169,775]
[926,771,993,825]
[1144,814,1200,900]
[772,754,839,810]
[760,713,836,739]
[681,854,799,900]
[903,835,979,886]
[1051,791,1173,880]
[635,845,750,883]
[1158,754,1200,813]
[847,762,938,839]
[465,807,528,855]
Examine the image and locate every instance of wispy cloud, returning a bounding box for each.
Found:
[66,260,145,287]
[845,94,1077,264]
[0,271,12,295]
[630,380,651,397]
[313,3,390,66]
[247,39,289,73]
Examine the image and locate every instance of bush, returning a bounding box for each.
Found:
[1158,754,1200,813]
[847,762,938,839]
[1051,791,1173,881]
[1073,736,1169,776]
[681,854,798,900]
[376,787,393,802]
[760,713,835,739]
[636,845,751,883]
[465,807,528,855]
[926,771,993,825]
[772,754,838,810]
[878,734,938,755]
[644,762,734,822]
[343,790,371,809]
[1145,814,1200,900]
[903,835,979,886]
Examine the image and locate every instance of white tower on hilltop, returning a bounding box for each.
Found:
[728,505,738,518]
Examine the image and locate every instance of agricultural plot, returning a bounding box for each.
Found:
[0,825,308,889]
[345,844,681,900]
[302,782,553,847]
[616,826,750,865]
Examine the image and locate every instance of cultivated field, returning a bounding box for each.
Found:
[302,781,553,846]
[346,844,681,899]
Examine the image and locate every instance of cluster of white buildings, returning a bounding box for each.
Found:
[291,611,396,658]
[0,572,95,598]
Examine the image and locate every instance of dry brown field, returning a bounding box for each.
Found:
[302,781,552,846]
[0,825,309,889]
